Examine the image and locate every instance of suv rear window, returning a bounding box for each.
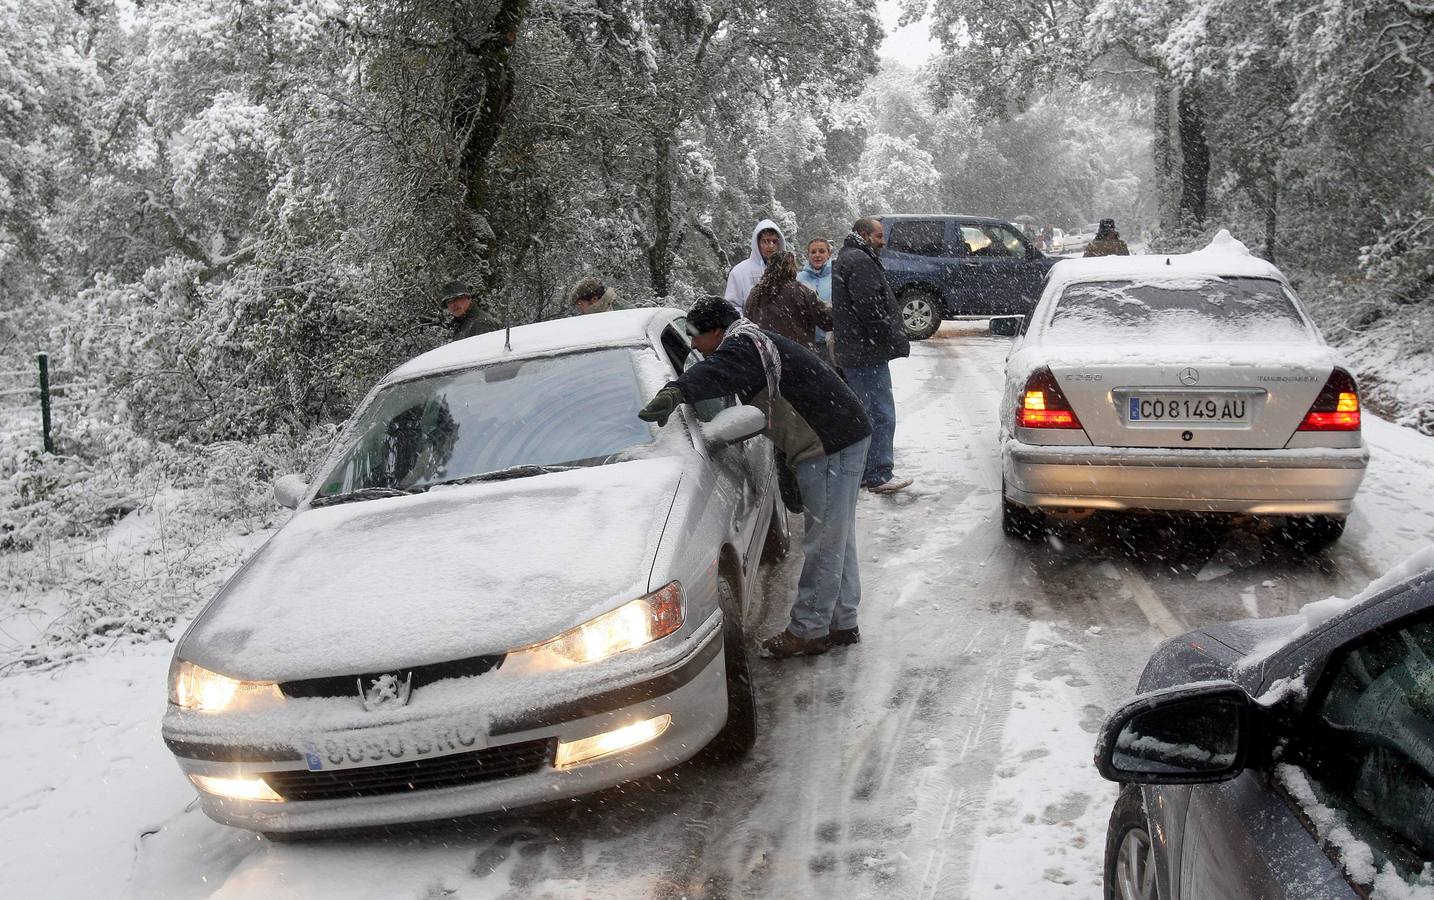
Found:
[887,220,947,257]
[1049,277,1311,342]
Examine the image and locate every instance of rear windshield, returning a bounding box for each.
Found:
[1049,277,1311,343]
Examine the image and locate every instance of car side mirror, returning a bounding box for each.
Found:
[701,405,766,448]
[990,315,1025,337]
[273,473,311,509]
[1094,681,1257,784]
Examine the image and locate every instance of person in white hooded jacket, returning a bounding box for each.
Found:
[724,218,785,313]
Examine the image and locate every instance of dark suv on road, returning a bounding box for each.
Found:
[876,214,1058,340]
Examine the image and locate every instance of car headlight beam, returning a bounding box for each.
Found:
[168,659,283,713]
[507,581,684,673]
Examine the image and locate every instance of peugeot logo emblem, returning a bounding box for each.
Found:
[358,671,413,711]
[1179,367,1200,386]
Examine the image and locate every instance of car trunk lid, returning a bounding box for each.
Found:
[1043,343,1337,450]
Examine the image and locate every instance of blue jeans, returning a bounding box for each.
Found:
[788,436,869,639]
[844,365,896,486]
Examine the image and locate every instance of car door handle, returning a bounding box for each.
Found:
[962,261,980,269]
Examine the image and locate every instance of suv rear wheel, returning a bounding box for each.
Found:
[900,290,941,340]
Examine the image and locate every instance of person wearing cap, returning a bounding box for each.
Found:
[440,280,491,341]
[1084,219,1131,257]
[569,276,618,314]
[638,296,872,659]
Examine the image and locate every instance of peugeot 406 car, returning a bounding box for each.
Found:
[162,308,790,836]
[996,231,1368,543]
[1095,555,1434,900]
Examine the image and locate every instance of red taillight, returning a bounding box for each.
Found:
[1018,367,1082,429]
[1298,368,1361,431]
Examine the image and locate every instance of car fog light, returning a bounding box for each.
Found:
[554,714,672,769]
[189,773,284,803]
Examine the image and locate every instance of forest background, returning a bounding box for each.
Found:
[1,0,1430,666]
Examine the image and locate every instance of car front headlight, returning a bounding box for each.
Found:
[168,658,284,713]
[504,581,684,675]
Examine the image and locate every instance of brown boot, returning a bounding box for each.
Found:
[829,627,861,646]
[759,629,830,659]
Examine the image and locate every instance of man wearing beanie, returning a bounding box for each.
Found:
[440,280,491,341]
[638,296,872,658]
[569,276,618,314]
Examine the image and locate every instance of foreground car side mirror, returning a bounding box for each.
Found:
[1094,681,1258,784]
[701,405,766,448]
[273,473,311,509]
[990,315,1025,337]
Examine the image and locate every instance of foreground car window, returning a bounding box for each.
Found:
[1049,277,1309,342]
[1288,615,1434,882]
[318,349,654,495]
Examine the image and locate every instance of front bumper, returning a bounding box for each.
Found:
[1003,442,1369,515]
[162,615,728,834]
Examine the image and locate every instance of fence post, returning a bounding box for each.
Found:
[38,352,53,453]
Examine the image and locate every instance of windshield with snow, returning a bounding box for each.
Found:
[1048,277,1311,343]
[316,349,654,496]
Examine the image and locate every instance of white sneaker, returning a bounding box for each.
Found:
[868,477,913,494]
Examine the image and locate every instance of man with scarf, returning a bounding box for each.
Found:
[638,296,872,658]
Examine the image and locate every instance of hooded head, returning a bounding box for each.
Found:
[749,219,785,266]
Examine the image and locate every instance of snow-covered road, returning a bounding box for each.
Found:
[5,323,1434,898]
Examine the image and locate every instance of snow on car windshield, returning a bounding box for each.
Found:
[317,348,653,495]
[1049,277,1310,343]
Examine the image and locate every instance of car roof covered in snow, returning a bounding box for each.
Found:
[385,307,683,384]
[877,213,1018,226]
[1045,230,1288,295]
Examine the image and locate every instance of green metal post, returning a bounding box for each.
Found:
[38,352,53,453]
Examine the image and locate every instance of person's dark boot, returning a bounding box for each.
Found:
[829,627,861,647]
[759,629,830,659]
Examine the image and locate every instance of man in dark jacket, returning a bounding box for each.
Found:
[1084,219,1131,257]
[832,218,913,493]
[638,297,872,658]
[441,280,491,341]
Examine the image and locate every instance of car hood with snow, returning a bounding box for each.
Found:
[180,457,684,682]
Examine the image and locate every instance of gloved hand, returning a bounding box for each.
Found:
[638,386,684,426]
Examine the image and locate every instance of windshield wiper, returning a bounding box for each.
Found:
[422,464,580,489]
[309,486,419,508]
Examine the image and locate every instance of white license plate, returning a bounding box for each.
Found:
[304,721,485,771]
[1127,395,1249,424]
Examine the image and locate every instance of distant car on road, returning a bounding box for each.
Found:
[996,231,1368,543]
[876,214,1059,340]
[1095,557,1434,900]
[162,308,789,837]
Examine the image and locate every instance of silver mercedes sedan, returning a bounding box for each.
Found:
[997,232,1368,543]
[162,308,788,836]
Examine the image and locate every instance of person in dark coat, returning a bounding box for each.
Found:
[745,250,833,352]
[832,218,913,493]
[441,280,491,341]
[638,297,872,659]
[1084,219,1131,257]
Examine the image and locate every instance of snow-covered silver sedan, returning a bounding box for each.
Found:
[162,309,788,836]
[998,232,1368,543]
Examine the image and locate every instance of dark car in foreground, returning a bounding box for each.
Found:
[876,213,1058,340]
[1094,555,1434,899]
